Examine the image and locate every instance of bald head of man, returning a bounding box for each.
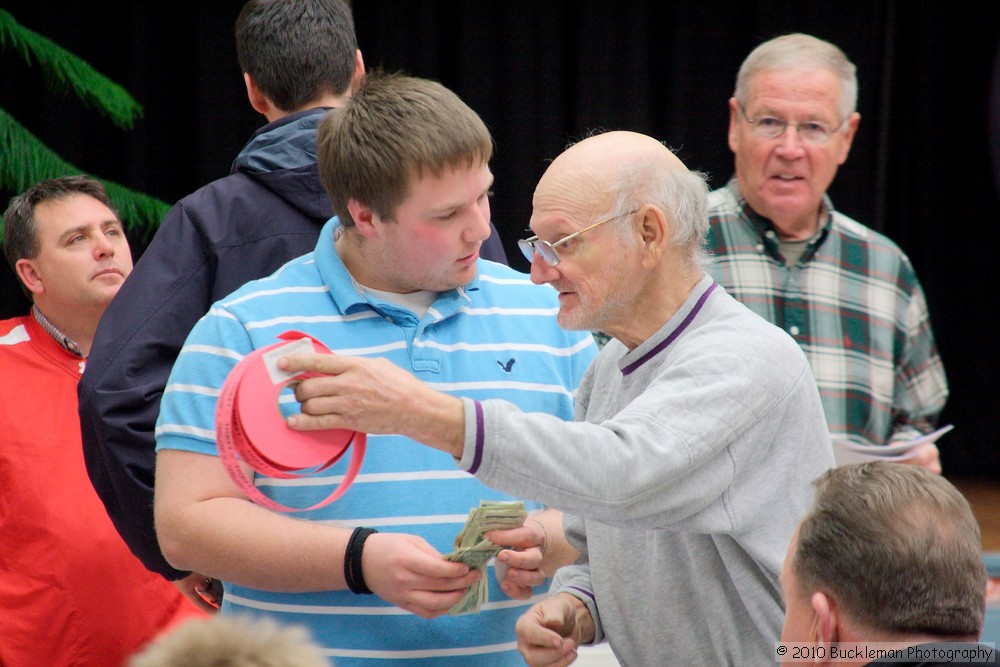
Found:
[519,131,710,348]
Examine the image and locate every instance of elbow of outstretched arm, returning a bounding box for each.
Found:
[153,479,209,573]
[153,448,227,573]
[153,508,196,572]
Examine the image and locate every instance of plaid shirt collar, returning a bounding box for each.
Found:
[728,178,834,259]
[32,305,84,358]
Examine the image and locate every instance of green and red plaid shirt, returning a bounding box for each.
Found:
[706,179,948,448]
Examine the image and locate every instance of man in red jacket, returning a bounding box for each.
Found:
[0,176,207,666]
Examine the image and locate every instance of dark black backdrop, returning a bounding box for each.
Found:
[1,1,998,479]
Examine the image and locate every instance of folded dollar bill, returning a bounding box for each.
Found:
[443,500,526,615]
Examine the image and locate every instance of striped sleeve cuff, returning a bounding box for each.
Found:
[459,398,486,474]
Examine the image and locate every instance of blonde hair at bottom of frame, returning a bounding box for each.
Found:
[128,614,331,667]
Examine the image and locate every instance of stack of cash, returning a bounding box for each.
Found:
[443,500,527,615]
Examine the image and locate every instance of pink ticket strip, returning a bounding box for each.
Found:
[215,330,365,512]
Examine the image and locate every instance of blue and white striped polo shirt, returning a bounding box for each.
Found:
[156,217,597,666]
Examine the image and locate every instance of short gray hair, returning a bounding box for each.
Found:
[734,33,857,122]
[605,156,710,269]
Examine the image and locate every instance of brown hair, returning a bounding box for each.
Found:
[793,462,986,637]
[316,70,493,226]
[3,176,118,299]
[235,0,358,111]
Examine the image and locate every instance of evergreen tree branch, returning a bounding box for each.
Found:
[0,8,143,129]
[0,108,169,243]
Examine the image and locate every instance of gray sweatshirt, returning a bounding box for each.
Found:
[459,274,834,665]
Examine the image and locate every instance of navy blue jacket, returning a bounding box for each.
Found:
[79,108,508,579]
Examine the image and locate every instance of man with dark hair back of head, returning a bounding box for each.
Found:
[706,33,948,472]
[0,176,207,666]
[153,71,595,665]
[780,461,995,666]
[78,0,510,609]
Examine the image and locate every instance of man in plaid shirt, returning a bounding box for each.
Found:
[706,33,948,472]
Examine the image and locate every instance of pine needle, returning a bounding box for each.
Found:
[0,8,143,129]
[0,108,169,243]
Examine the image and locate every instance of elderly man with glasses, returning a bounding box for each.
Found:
[707,33,949,472]
[281,129,835,665]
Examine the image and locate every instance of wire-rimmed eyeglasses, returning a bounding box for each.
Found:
[737,101,846,144]
[518,209,639,266]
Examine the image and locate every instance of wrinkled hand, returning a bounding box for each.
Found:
[281,353,424,433]
[361,532,482,619]
[516,593,591,667]
[896,442,941,474]
[280,353,464,456]
[488,520,547,600]
[173,571,222,613]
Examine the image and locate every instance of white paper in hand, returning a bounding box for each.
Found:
[832,425,954,467]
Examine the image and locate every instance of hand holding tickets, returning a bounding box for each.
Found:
[215,331,366,511]
[832,424,954,467]
[443,500,527,615]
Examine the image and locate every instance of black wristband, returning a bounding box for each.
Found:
[344,527,378,595]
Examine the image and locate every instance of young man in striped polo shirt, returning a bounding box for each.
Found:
[153,72,596,666]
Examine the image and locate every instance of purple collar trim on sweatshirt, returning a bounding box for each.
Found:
[469,401,486,475]
[621,281,718,376]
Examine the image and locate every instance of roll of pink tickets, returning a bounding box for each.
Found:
[215,330,365,512]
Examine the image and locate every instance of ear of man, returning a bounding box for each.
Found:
[811,590,840,652]
[835,112,862,166]
[244,72,277,119]
[14,259,43,296]
[350,49,366,94]
[637,204,668,269]
[726,97,741,153]
[346,200,379,238]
